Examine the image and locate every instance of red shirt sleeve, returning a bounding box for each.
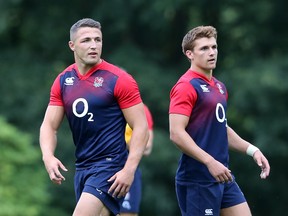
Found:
[49,64,76,106]
[114,71,142,109]
[49,74,64,106]
[169,81,197,117]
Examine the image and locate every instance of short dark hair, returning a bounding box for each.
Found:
[182,26,217,54]
[70,18,101,41]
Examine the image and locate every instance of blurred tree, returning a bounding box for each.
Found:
[0,0,287,215]
[140,129,181,215]
[0,117,49,216]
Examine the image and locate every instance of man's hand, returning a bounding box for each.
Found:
[253,150,270,179]
[43,156,68,185]
[107,168,134,198]
[206,159,233,183]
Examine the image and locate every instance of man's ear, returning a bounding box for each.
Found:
[68,41,75,51]
[185,50,194,61]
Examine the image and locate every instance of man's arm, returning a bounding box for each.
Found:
[122,102,149,173]
[108,102,149,197]
[227,126,270,179]
[143,129,153,156]
[39,105,67,185]
[169,113,232,183]
[125,125,153,156]
[125,105,154,156]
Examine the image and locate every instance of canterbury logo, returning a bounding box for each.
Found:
[64,77,75,85]
[205,209,213,215]
[200,84,210,92]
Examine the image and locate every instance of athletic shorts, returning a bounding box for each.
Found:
[176,178,246,216]
[74,166,124,216]
[120,168,142,213]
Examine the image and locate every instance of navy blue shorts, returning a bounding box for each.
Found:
[120,168,142,213]
[74,166,124,216]
[176,178,246,216]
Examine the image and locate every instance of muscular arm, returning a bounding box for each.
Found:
[169,114,213,164]
[169,113,232,182]
[227,126,270,179]
[108,102,149,197]
[122,102,149,174]
[126,127,153,156]
[125,105,154,156]
[40,106,64,157]
[39,105,67,184]
[227,126,250,152]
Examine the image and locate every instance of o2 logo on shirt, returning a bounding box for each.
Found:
[215,103,227,124]
[72,98,94,122]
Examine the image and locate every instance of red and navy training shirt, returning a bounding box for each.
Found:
[49,60,142,169]
[169,70,229,183]
[144,104,153,130]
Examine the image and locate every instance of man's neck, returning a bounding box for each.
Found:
[76,59,102,75]
[190,66,213,80]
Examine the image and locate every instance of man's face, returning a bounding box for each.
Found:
[69,27,103,66]
[188,37,218,73]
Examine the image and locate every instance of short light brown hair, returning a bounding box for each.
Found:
[181,26,217,54]
[70,18,101,41]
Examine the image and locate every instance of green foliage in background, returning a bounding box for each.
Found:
[0,0,287,215]
[0,117,49,216]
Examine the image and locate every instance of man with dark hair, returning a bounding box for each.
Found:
[39,18,149,216]
[169,25,270,216]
